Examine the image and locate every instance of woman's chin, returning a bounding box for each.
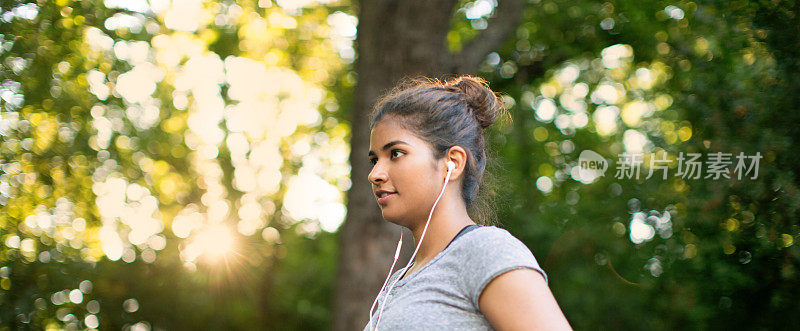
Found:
[380,211,397,223]
[380,210,406,227]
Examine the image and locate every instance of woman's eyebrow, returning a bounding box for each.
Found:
[368,140,410,157]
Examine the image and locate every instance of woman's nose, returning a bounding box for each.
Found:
[368,163,387,184]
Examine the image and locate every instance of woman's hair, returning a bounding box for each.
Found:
[368,75,509,226]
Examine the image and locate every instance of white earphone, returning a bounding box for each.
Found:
[367,160,456,330]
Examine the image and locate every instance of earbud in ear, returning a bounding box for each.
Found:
[446,161,455,172]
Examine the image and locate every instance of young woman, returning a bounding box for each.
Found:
[363,75,572,330]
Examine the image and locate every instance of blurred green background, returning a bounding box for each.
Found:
[1,0,798,330]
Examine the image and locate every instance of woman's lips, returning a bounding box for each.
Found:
[377,193,396,205]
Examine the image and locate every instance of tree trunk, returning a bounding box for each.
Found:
[332,1,525,330]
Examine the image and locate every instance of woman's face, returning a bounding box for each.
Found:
[368,118,445,226]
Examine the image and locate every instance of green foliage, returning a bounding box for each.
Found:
[469,0,800,329]
[2,0,349,329]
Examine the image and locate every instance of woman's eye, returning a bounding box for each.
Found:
[391,150,405,159]
[369,151,403,166]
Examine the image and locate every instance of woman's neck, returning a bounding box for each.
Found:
[408,196,475,268]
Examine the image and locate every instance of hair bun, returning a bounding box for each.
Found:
[450,76,502,129]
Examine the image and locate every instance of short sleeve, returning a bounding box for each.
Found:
[459,227,548,309]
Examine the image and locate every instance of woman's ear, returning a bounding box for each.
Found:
[446,146,469,181]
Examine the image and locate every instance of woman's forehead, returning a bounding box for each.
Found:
[371,119,413,142]
[369,120,425,151]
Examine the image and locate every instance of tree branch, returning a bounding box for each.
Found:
[452,0,527,75]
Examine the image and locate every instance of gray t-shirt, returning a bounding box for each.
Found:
[364,225,548,330]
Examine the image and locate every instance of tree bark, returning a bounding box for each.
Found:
[332,1,525,330]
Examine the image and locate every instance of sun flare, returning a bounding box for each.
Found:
[182,224,236,263]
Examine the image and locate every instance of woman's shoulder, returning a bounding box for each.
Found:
[452,225,549,307]
[453,226,539,263]
[460,225,529,248]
